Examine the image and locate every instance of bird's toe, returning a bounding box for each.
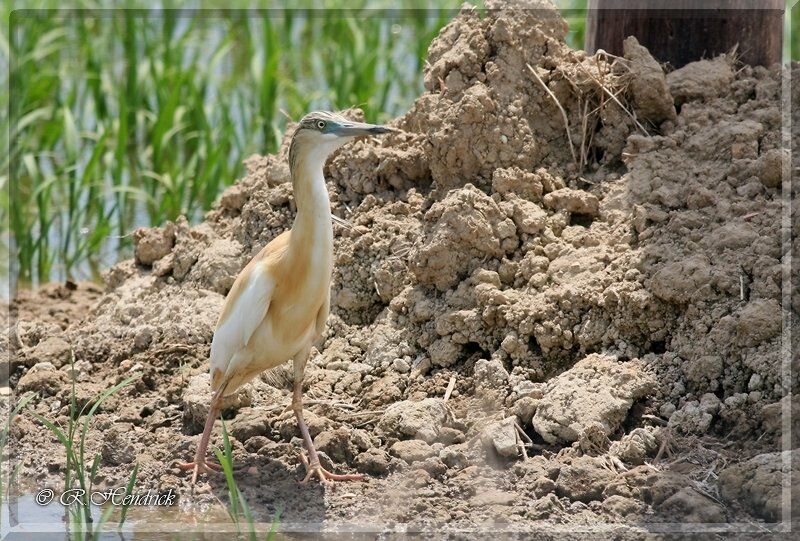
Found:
[178,460,223,475]
[297,453,365,485]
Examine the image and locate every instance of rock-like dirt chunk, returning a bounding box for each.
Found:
[532,353,654,444]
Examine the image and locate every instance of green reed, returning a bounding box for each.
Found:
[3,2,457,289]
[30,356,140,538]
[214,419,280,540]
[0,392,35,509]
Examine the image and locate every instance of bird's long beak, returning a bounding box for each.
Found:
[335,121,395,137]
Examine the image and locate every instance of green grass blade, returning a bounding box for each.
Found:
[117,462,139,527]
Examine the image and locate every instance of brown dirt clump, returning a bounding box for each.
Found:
[7,0,796,533]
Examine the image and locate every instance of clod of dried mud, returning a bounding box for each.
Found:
[8,0,797,533]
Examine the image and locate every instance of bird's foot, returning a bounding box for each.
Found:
[298,453,365,485]
[177,459,223,479]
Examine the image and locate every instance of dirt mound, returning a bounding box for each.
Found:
[9,0,795,531]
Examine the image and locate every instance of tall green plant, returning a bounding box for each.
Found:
[31,365,140,537]
[4,2,464,289]
[213,419,280,540]
[0,392,35,508]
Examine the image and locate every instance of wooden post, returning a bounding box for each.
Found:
[585,0,784,68]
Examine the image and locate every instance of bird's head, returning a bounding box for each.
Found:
[289,111,393,172]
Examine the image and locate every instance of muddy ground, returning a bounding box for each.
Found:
[5,0,799,537]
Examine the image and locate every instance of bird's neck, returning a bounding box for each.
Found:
[289,155,333,257]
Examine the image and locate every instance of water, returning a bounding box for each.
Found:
[2,490,408,539]
[2,492,289,540]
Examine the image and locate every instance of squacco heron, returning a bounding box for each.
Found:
[179,111,392,485]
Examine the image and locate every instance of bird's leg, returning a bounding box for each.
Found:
[292,358,364,485]
[178,387,225,485]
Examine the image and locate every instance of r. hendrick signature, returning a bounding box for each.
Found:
[35,487,176,507]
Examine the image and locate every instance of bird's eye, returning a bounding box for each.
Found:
[316,120,326,130]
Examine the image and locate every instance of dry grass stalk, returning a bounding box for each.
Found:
[584,52,649,135]
[443,375,457,402]
[527,63,578,165]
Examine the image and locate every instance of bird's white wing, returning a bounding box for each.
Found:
[209,263,274,391]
